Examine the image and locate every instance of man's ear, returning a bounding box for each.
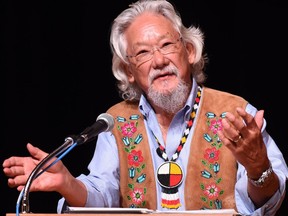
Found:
[124,63,135,83]
[186,43,196,64]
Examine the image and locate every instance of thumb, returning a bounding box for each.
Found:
[26,143,48,161]
[254,110,264,130]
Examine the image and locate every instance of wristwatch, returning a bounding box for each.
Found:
[248,163,273,187]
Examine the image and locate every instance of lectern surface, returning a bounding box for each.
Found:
[7,214,238,216]
[6,207,240,216]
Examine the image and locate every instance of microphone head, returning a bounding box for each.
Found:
[96,113,115,132]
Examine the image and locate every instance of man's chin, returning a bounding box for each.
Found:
[152,83,177,94]
[154,89,174,95]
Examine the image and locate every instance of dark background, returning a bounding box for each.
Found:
[2,1,287,215]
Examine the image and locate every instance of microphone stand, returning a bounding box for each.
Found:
[21,136,76,213]
[20,113,114,213]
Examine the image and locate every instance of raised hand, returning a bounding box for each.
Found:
[3,143,71,193]
[218,107,270,177]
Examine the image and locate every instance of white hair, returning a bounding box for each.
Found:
[110,0,207,101]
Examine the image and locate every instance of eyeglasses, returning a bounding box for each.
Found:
[126,37,182,66]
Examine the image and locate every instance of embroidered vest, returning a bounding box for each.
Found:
[106,86,247,211]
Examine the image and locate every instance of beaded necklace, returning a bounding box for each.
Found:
[153,85,202,209]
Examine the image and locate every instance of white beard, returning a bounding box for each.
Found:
[147,79,190,114]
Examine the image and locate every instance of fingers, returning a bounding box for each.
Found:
[219,111,243,145]
[254,110,264,129]
[2,143,49,191]
[3,160,25,177]
[2,143,47,169]
[234,107,264,138]
[219,107,264,148]
[27,143,48,160]
[217,130,237,151]
[7,175,27,190]
[3,161,28,190]
[235,107,263,129]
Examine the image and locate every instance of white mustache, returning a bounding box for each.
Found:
[148,65,179,84]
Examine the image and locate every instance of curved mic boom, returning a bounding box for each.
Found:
[21,113,115,213]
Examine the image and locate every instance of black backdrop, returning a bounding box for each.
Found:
[2,1,287,215]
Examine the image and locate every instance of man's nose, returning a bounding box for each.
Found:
[151,47,169,67]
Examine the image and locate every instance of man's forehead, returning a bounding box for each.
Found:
[131,32,178,46]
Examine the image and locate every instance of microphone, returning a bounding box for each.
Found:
[76,113,115,145]
[21,113,115,213]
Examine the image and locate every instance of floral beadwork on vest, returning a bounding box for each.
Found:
[200,111,227,209]
[115,114,147,208]
[109,87,243,210]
